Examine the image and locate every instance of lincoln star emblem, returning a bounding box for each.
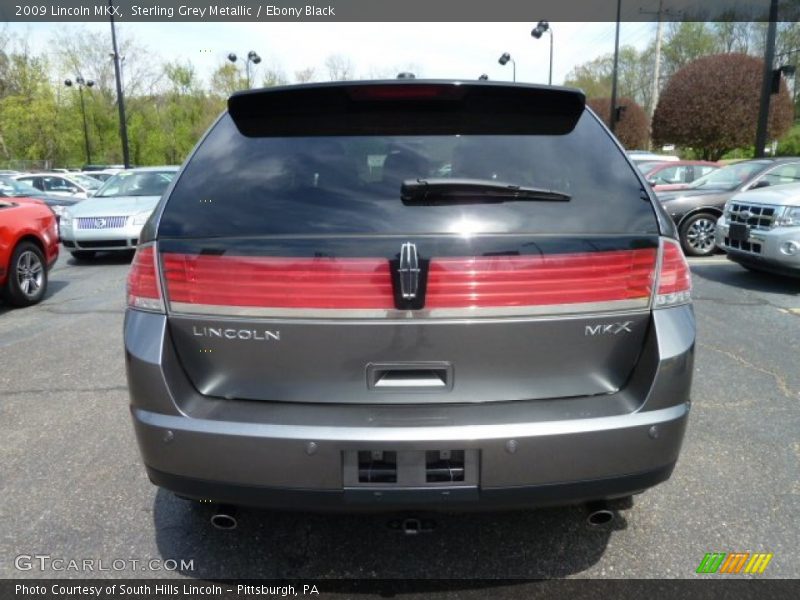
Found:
[398,242,420,300]
[95,218,107,228]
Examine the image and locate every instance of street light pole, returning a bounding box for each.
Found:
[609,0,622,133]
[531,21,553,85]
[498,52,516,82]
[65,76,94,165]
[109,0,130,168]
[228,50,262,89]
[755,0,779,158]
[79,85,89,164]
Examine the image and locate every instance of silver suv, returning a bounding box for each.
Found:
[124,81,695,520]
[716,183,800,276]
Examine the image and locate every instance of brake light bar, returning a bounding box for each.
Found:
[655,239,692,308]
[162,254,394,309]
[426,249,657,308]
[127,244,164,313]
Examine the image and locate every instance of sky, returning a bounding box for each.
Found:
[12,21,656,86]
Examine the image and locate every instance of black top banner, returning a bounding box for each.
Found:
[1,0,799,23]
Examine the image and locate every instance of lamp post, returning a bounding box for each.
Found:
[64,76,94,165]
[755,0,779,158]
[609,1,622,134]
[108,0,130,168]
[498,52,516,82]
[228,50,262,88]
[531,20,553,85]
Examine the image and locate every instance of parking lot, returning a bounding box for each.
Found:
[1,252,799,580]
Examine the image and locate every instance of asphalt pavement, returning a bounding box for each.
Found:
[1,251,798,580]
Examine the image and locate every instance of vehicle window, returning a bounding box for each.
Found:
[636,161,663,173]
[160,111,659,237]
[689,161,769,191]
[651,165,688,184]
[70,174,101,189]
[696,166,716,177]
[0,177,40,196]
[41,176,77,193]
[18,176,43,191]
[760,163,800,187]
[95,171,176,198]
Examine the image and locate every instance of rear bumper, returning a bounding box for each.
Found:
[125,305,694,511]
[147,463,676,512]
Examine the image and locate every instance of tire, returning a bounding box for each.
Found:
[70,250,96,260]
[4,241,47,307]
[679,213,718,257]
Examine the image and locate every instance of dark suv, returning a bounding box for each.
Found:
[124,81,694,519]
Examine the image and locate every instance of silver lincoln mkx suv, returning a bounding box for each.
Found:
[124,80,695,522]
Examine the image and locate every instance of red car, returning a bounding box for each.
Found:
[0,197,59,306]
[637,160,719,192]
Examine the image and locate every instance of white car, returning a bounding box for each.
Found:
[60,167,179,260]
[12,172,102,198]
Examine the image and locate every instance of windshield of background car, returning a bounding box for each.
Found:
[688,161,769,191]
[71,174,102,189]
[95,171,176,198]
[160,111,659,237]
[635,161,664,173]
[0,176,41,197]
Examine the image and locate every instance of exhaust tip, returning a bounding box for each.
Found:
[586,501,615,527]
[210,508,238,530]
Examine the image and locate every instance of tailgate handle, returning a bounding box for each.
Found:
[367,363,453,391]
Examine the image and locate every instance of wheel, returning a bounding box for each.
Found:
[679,213,718,257]
[4,241,47,307]
[70,250,96,260]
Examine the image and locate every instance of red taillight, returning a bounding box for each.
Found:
[426,249,657,308]
[163,254,394,309]
[655,239,692,308]
[127,244,164,312]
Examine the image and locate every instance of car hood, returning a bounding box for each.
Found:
[66,195,161,217]
[657,189,733,203]
[9,192,79,206]
[727,185,800,207]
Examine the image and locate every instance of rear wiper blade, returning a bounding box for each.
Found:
[401,178,571,205]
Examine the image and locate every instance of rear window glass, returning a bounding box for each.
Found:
[159,112,657,237]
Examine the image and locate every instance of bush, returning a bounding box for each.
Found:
[652,53,793,161]
[587,97,650,149]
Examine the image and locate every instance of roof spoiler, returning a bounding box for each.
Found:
[228,80,586,137]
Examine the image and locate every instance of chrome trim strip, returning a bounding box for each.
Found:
[168,297,650,320]
[133,403,689,443]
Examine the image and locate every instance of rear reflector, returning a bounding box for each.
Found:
[426,249,657,308]
[127,244,164,312]
[655,239,692,308]
[163,255,394,309]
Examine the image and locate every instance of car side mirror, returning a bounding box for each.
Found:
[647,179,657,186]
[751,180,770,189]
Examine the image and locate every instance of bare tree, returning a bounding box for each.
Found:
[324,54,354,81]
[293,67,316,83]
